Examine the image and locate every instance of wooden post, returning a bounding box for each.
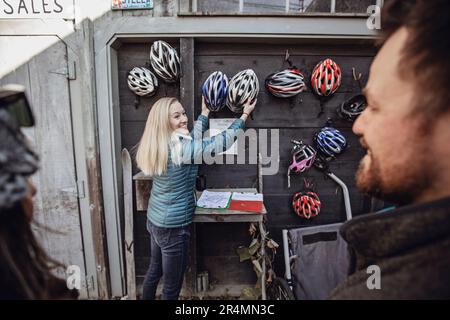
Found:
[185,223,198,295]
[180,38,195,129]
[258,153,263,194]
[122,149,136,299]
[259,221,266,300]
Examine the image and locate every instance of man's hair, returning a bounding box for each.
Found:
[380,0,450,116]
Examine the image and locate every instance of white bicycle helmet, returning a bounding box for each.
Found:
[265,68,306,98]
[226,69,259,113]
[127,67,159,97]
[149,40,180,83]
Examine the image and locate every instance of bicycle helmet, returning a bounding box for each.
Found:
[287,140,317,188]
[226,69,259,113]
[292,190,321,219]
[202,71,229,112]
[311,58,342,97]
[150,40,180,83]
[313,154,330,172]
[337,94,367,122]
[314,127,347,157]
[127,67,159,97]
[265,68,306,98]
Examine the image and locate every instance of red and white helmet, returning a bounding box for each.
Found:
[292,191,321,219]
[150,40,180,83]
[265,68,306,98]
[311,58,342,97]
[127,67,158,97]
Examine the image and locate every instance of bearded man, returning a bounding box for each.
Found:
[330,0,450,299]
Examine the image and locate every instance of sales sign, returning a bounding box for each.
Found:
[0,0,75,19]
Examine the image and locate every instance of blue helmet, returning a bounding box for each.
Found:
[202,71,229,112]
[314,127,347,157]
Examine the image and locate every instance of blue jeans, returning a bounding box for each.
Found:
[142,220,190,300]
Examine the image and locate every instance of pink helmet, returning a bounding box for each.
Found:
[287,140,317,188]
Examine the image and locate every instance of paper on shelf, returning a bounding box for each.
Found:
[231,192,263,202]
[196,190,232,209]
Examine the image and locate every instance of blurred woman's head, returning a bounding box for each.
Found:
[0,107,76,299]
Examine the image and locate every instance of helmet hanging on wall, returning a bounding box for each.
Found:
[287,140,317,188]
[127,67,159,97]
[149,40,180,83]
[226,69,259,113]
[289,140,317,174]
[311,58,342,97]
[292,190,321,219]
[202,71,229,112]
[314,126,347,157]
[337,94,366,122]
[265,68,306,98]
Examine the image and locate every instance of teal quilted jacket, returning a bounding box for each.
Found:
[147,115,245,228]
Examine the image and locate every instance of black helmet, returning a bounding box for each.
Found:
[337,94,366,122]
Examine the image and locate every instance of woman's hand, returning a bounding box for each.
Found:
[201,96,210,117]
[243,99,257,115]
[241,98,257,121]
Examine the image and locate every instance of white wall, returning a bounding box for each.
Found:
[0,0,112,78]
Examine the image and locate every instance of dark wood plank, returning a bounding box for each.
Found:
[185,223,198,295]
[118,39,375,287]
[180,38,196,129]
[195,55,371,94]
[135,179,152,211]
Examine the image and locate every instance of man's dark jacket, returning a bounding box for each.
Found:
[330,196,450,299]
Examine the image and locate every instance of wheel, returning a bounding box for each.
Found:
[266,276,296,300]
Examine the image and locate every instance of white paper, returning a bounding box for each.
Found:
[208,118,238,155]
[231,192,263,202]
[196,190,232,209]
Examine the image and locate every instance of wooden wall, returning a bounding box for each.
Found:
[0,37,88,296]
[117,39,376,290]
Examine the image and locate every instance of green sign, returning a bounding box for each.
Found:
[112,0,153,10]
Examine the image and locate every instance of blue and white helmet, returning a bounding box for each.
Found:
[202,71,229,112]
[314,127,347,157]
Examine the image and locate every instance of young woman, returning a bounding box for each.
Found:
[0,106,77,300]
[136,96,256,300]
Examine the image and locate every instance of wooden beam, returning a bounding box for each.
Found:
[122,149,136,300]
[180,38,195,129]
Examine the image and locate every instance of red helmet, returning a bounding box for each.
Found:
[311,58,342,97]
[292,191,321,219]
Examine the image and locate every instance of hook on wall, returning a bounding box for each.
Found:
[352,67,363,91]
[133,95,141,109]
[284,49,293,68]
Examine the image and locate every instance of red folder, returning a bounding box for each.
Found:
[228,200,263,213]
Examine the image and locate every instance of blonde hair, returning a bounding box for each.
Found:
[136,97,179,176]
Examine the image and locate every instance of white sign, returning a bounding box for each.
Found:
[112,0,153,10]
[0,0,75,19]
[209,118,239,155]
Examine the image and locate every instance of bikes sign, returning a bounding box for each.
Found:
[112,0,153,10]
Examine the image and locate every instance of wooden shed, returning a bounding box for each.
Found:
[1,0,383,299]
